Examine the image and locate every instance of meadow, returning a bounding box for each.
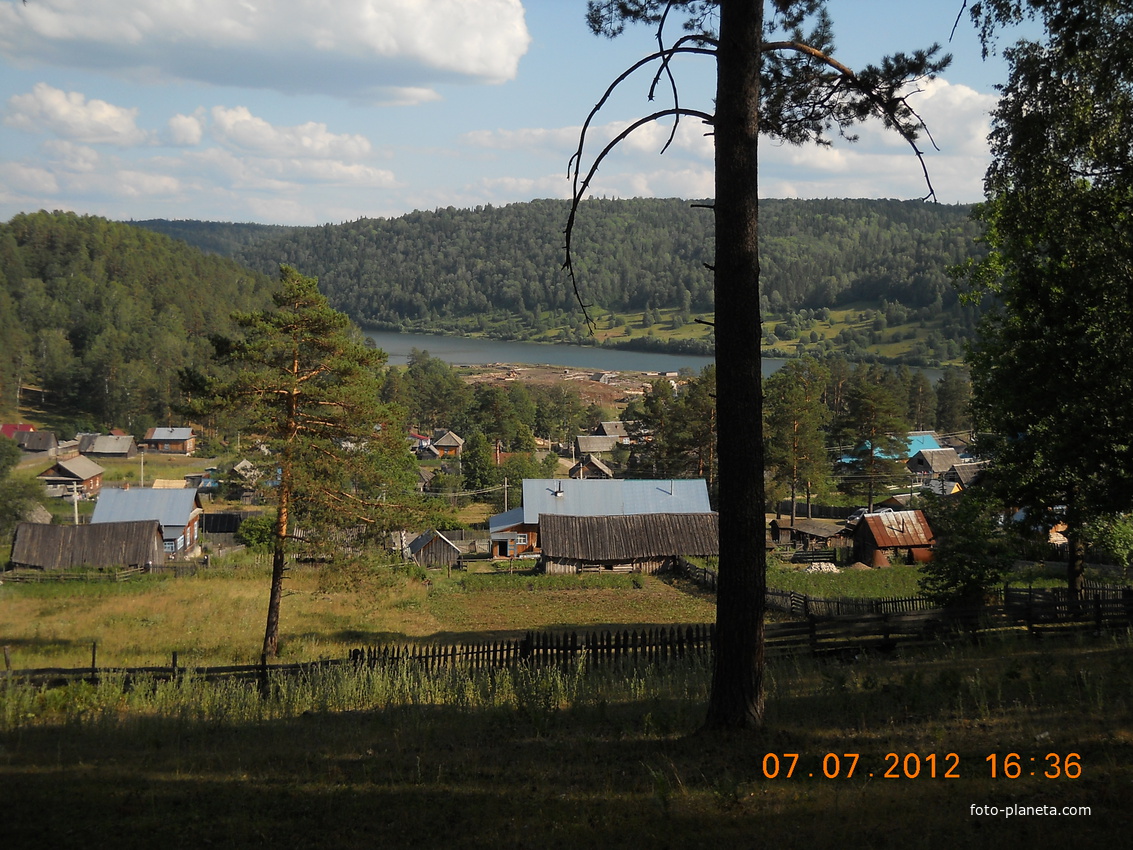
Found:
[2,557,1130,847]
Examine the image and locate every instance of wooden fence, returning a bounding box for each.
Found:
[9,588,1133,692]
[0,566,146,583]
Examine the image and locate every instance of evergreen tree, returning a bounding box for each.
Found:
[194,266,420,658]
[764,357,830,520]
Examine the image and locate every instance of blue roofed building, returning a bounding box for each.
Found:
[488,478,712,560]
[92,487,204,557]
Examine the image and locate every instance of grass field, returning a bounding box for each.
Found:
[1,629,1128,848]
[2,554,1131,846]
[0,557,719,670]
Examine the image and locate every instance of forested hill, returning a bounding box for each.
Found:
[0,211,278,428]
[138,197,982,332]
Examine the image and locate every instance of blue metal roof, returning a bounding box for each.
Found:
[519,478,711,523]
[92,488,201,539]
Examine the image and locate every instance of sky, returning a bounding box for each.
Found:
[0,1,1025,227]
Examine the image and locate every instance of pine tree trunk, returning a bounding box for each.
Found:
[704,0,765,730]
[262,543,286,658]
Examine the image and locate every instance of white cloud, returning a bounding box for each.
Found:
[167,112,204,147]
[42,139,101,173]
[5,83,149,146]
[210,106,372,159]
[0,161,60,195]
[0,1,532,101]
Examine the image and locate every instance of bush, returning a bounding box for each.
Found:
[918,492,1017,606]
[235,513,275,550]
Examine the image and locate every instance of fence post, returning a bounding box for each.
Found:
[91,641,97,682]
[172,651,179,682]
[258,653,269,699]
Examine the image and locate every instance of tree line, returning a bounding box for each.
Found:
[134,197,985,345]
[623,355,971,514]
[0,211,278,432]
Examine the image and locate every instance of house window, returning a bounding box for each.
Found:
[515,533,528,545]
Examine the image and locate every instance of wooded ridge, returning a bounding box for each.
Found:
[135,196,985,344]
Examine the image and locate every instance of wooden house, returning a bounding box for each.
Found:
[408,530,461,569]
[946,461,988,489]
[16,430,58,457]
[78,433,138,459]
[488,478,712,560]
[851,510,935,567]
[1,424,35,441]
[574,435,619,456]
[91,488,203,557]
[11,520,165,570]
[568,454,613,479]
[597,421,629,439]
[539,513,718,574]
[37,455,105,498]
[906,447,961,477]
[142,427,196,455]
[431,429,464,458]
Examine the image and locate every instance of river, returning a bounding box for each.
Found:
[364,329,793,375]
[364,330,946,382]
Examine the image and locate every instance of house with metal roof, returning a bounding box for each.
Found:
[91,487,203,557]
[488,478,712,560]
[851,510,935,567]
[142,427,196,455]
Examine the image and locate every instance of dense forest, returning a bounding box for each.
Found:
[0,211,278,431]
[134,197,986,343]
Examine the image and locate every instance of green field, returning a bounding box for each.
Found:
[1,557,1129,846]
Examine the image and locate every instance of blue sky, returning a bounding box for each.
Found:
[0,2,1022,226]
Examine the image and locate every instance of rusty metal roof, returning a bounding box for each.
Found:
[859,510,934,548]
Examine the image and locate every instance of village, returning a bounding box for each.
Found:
[5,399,984,580]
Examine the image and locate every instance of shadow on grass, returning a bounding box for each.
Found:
[3,695,1125,849]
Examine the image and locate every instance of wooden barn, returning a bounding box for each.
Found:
[10,520,165,570]
[769,518,848,550]
[408,530,461,569]
[538,512,718,574]
[852,510,935,567]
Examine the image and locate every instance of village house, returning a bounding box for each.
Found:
[91,487,203,557]
[1,423,35,441]
[431,429,464,458]
[36,455,105,498]
[141,427,196,455]
[10,520,165,571]
[78,433,139,459]
[568,454,614,479]
[488,477,712,560]
[851,509,935,567]
[906,447,961,477]
[539,512,718,574]
[14,429,59,457]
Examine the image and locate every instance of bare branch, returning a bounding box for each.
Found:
[563,107,713,327]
